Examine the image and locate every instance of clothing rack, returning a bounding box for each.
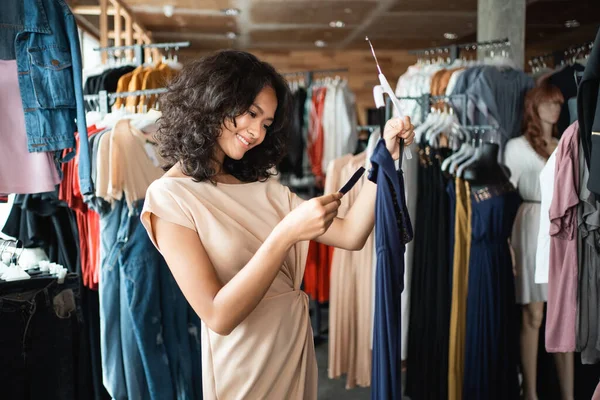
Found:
[282,68,348,87]
[387,93,468,126]
[93,41,191,66]
[409,38,510,63]
[529,40,594,68]
[84,88,168,116]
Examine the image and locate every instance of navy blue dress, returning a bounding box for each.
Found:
[463,183,521,400]
[369,140,413,400]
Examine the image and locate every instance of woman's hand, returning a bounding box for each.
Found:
[383,116,415,160]
[278,193,343,244]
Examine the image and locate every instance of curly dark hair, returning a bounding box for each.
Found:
[156,50,292,183]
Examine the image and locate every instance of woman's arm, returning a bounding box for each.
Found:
[150,192,342,336]
[315,116,414,251]
[315,180,377,250]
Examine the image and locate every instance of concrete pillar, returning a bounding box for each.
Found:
[477,0,526,69]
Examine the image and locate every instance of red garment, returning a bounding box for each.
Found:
[304,240,333,303]
[59,126,102,290]
[307,88,327,188]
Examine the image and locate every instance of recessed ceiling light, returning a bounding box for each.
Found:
[315,40,327,48]
[344,8,352,14]
[564,19,580,28]
[226,32,237,39]
[329,20,345,28]
[222,8,241,16]
[163,5,174,18]
[443,32,458,40]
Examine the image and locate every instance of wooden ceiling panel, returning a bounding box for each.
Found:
[250,28,352,44]
[526,24,599,52]
[78,0,599,54]
[122,0,232,9]
[136,13,237,34]
[366,14,475,39]
[527,0,600,26]
[250,1,374,25]
[389,0,476,12]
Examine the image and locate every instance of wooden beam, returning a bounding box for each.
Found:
[72,5,116,16]
[99,0,108,63]
[108,31,143,40]
[114,2,122,56]
[124,12,133,60]
[74,14,100,40]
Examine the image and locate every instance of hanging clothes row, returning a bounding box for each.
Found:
[85,58,180,118]
[395,83,523,399]
[280,72,359,341]
[0,1,102,397]
[530,42,592,135]
[395,50,533,159]
[280,74,358,189]
[77,88,204,400]
[539,29,600,400]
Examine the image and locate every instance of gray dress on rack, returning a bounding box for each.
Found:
[577,144,600,364]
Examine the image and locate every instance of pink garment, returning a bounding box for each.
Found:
[593,381,600,400]
[546,121,579,352]
[0,60,60,194]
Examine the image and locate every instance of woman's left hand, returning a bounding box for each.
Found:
[383,116,415,161]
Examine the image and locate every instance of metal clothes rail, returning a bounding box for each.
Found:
[93,41,191,66]
[84,88,168,116]
[282,68,349,87]
[408,38,510,63]
[386,93,468,126]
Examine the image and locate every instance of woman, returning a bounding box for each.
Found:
[140,50,414,399]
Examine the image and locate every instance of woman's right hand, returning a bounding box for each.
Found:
[279,193,343,244]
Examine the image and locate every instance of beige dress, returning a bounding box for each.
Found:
[140,177,316,400]
[327,152,374,388]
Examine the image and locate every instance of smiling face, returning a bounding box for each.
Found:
[215,85,278,163]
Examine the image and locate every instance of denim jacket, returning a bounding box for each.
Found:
[1,0,92,195]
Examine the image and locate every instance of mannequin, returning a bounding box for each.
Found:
[504,83,574,400]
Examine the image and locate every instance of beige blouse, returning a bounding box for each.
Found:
[96,119,164,209]
[140,177,316,400]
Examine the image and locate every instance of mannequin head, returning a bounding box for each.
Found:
[522,83,564,159]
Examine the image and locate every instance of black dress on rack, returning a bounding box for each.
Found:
[405,135,453,400]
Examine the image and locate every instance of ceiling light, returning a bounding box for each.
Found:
[344,8,353,14]
[443,32,458,40]
[226,32,237,39]
[163,5,174,18]
[564,19,580,28]
[222,8,241,16]
[314,40,327,48]
[329,20,345,28]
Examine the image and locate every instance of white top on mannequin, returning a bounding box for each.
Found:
[535,149,557,284]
